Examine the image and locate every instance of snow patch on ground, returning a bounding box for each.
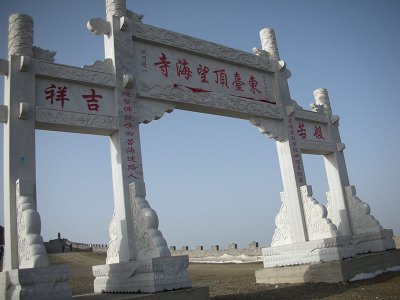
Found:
[190,254,262,264]
[349,265,400,282]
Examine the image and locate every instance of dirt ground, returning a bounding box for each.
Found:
[49,252,400,299]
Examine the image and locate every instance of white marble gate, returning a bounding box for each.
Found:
[0,0,395,299]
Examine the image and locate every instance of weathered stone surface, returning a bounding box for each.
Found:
[93,256,191,293]
[0,265,71,300]
[256,249,400,284]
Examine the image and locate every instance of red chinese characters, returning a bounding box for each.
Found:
[152,52,275,103]
[297,122,307,139]
[82,88,102,111]
[44,84,69,109]
[288,117,304,183]
[232,72,245,91]
[121,91,138,180]
[213,69,229,88]
[197,64,209,83]
[154,53,171,77]
[176,58,192,80]
[249,75,261,94]
[313,125,325,140]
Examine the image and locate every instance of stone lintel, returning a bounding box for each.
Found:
[35,108,118,136]
[294,109,329,124]
[132,21,274,73]
[36,61,115,88]
[300,140,335,155]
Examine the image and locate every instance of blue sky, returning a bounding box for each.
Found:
[0,0,399,249]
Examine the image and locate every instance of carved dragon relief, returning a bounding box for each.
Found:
[249,117,286,142]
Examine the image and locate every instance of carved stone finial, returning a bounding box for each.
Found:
[313,88,331,112]
[259,28,280,61]
[105,0,127,18]
[8,14,34,57]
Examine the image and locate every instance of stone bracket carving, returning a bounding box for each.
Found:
[137,99,174,124]
[0,105,8,123]
[300,185,338,241]
[19,102,29,120]
[337,142,345,152]
[331,114,339,124]
[345,185,383,235]
[19,55,30,72]
[16,179,48,269]
[271,192,293,247]
[129,181,170,261]
[119,16,129,31]
[123,74,133,88]
[0,58,9,75]
[249,117,286,142]
[87,18,111,35]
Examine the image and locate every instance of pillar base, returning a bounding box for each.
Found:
[256,249,400,284]
[93,255,191,293]
[353,229,395,255]
[262,236,355,267]
[0,265,71,300]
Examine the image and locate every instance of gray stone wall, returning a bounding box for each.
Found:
[44,239,108,254]
[170,242,262,258]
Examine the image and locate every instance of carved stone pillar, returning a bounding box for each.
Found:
[314,88,395,253]
[90,1,191,292]
[3,13,38,271]
[1,13,72,300]
[258,28,308,245]
[259,28,280,61]
[255,30,354,273]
